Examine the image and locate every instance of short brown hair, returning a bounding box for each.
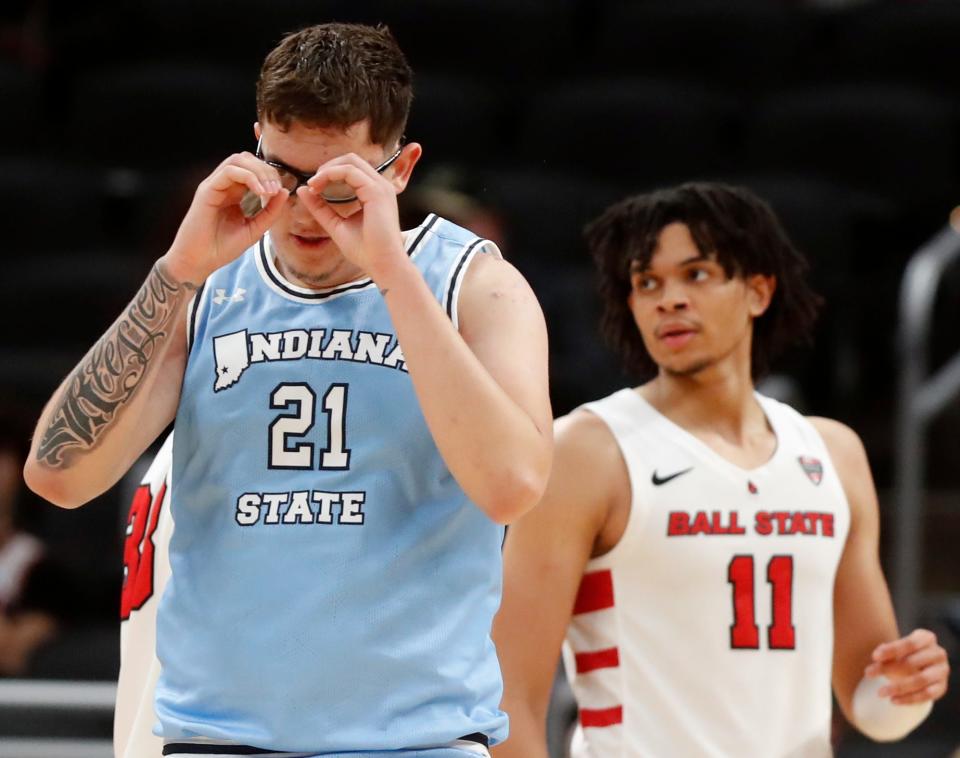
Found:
[256,23,413,145]
[585,182,822,380]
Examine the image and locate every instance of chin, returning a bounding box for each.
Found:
[662,358,713,378]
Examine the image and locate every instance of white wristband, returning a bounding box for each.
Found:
[852,675,933,742]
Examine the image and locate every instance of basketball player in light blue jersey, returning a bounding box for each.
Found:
[24,23,553,757]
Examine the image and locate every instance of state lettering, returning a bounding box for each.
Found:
[754,511,835,537]
[235,490,367,526]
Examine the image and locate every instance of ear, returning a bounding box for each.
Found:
[388,142,423,195]
[746,274,776,318]
[253,121,262,140]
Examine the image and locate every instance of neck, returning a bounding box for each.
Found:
[275,255,365,290]
[269,236,366,291]
[640,354,765,444]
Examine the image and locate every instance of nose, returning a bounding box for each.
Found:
[656,279,690,312]
[288,191,314,222]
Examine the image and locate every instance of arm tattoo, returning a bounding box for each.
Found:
[36,263,196,468]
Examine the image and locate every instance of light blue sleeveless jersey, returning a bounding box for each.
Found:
[157,215,508,755]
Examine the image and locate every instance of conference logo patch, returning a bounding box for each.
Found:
[798,456,823,486]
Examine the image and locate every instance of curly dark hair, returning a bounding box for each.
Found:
[585,182,822,380]
[256,23,413,145]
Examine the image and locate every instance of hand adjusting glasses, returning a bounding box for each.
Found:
[255,136,404,204]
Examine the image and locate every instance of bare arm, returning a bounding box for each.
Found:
[377,252,552,523]
[23,263,193,507]
[815,418,948,727]
[299,155,552,523]
[24,152,290,507]
[492,412,623,757]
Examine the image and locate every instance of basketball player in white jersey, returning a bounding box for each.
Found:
[492,183,949,757]
[115,433,172,758]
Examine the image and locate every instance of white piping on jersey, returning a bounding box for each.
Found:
[442,238,501,331]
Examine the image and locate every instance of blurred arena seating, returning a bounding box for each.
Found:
[1,0,959,755]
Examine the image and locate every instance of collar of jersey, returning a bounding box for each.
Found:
[256,213,440,304]
[626,388,785,477]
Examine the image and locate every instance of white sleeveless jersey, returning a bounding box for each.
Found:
[562,389,850,758]
[115,432,173,758]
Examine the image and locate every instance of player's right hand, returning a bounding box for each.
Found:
[162,152,289,284]
[865,628,949,705]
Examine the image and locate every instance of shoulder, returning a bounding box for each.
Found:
[556,407,621,461]
[807,416,869,474]
[460,247,527,293]
[513,408,622,544]
[421,216,520,305]
[807,416,876,525]
[457,252,544,339]
[552,408,626,506]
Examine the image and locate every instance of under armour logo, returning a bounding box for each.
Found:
[213,288,246,305]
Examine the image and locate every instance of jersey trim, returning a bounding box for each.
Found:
[255,214,440,304]
[579,705,623,728]
[575,646,620,674]
[572,569,615,615]
[162,732,490,755]
[444,238,488,327]
[186,282,207,354]
[163,746,312,757]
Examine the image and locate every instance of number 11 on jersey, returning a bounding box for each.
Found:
[728,554,796,650]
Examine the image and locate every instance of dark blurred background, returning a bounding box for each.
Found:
[1,0,959,755]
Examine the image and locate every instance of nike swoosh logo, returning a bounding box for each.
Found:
[651,467,693,486]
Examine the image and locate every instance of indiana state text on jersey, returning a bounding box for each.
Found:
[213,327,406,391]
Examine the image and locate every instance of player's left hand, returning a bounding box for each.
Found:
[864,628,950,704]
[297,152,408,281]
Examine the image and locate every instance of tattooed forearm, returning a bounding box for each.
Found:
[36,263,196,468]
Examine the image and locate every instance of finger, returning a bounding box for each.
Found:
[881,662,950,700]
[867,659,918,681]
[314,151,384,181]
[245,189,289,237]
[309,162,372,187]
[295,186,343,235]
[209,165,273,198]
[308,163,383,203]
[213,152,282,195]
[891,679,948,705]
[230,152,285,194]
[902,644,949,672]
[872,629,937,663]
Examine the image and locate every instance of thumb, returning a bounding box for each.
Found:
[246,189,290,239]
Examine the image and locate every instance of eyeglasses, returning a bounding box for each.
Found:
[255,136,404,204]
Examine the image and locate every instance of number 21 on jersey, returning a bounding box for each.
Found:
[728,554,796,650]
[268,382,350,470]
